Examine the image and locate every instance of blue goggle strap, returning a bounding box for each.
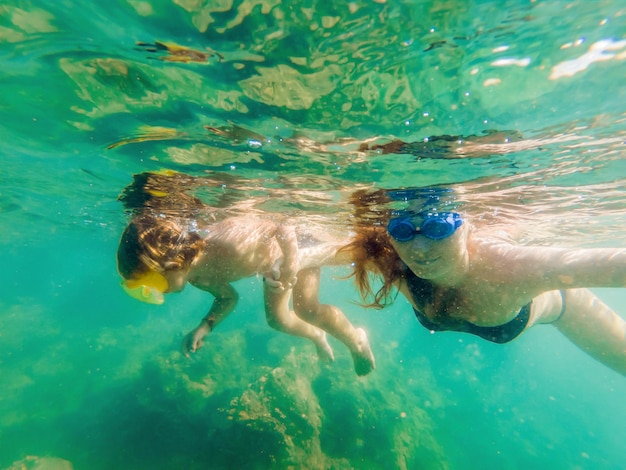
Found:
[385,187,454,202]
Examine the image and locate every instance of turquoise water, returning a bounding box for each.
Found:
[1,1,625,469]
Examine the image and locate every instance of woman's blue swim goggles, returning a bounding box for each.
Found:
[387,211,464,241]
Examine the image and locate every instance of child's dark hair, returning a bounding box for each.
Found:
[117,213,203,279]
[117,171,208,279]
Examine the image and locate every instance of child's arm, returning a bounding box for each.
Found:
[271,224,300,289]
[183,282,239,356]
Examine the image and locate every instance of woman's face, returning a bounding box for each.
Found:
[388,215,469,283]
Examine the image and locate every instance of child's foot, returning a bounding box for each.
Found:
[351,328,376,376]
[315,332,335,363]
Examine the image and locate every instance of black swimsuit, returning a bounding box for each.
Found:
[404,268,531,344]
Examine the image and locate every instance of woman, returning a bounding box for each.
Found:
[342,188,626,375]
[116,172,375,376]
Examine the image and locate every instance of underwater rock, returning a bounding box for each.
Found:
[225,348,333,468]
[3,456,73,470]
[84,321,449,468]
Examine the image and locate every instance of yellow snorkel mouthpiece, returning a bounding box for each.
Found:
[121,271,168,305]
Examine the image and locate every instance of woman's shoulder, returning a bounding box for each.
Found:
[468,225,520,252]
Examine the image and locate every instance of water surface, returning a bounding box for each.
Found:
[1,1,625,469]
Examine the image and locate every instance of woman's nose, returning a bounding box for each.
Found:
[409,235,433,253]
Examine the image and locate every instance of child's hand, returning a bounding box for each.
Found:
[183,322,211,357]
[279,258,299,289]
[264,257,298,291]
[273,225,300,289]
[263,275,284,291]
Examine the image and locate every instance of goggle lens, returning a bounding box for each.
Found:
[421,217,455,239]
[387,212,463,242]
[386,218,417,242]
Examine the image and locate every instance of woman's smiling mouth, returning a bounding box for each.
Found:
[412,256,441,266]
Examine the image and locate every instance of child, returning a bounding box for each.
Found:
[116,172,375,376]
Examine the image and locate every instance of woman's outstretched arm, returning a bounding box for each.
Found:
[477,241,626,292]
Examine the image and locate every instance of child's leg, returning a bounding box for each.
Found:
[551,288,626,375]
[293,268,375,376]
[263,280,334,362]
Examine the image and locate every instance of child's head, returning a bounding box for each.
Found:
[117,214,204,303]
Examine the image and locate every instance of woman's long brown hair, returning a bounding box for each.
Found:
[339,189,405,308]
